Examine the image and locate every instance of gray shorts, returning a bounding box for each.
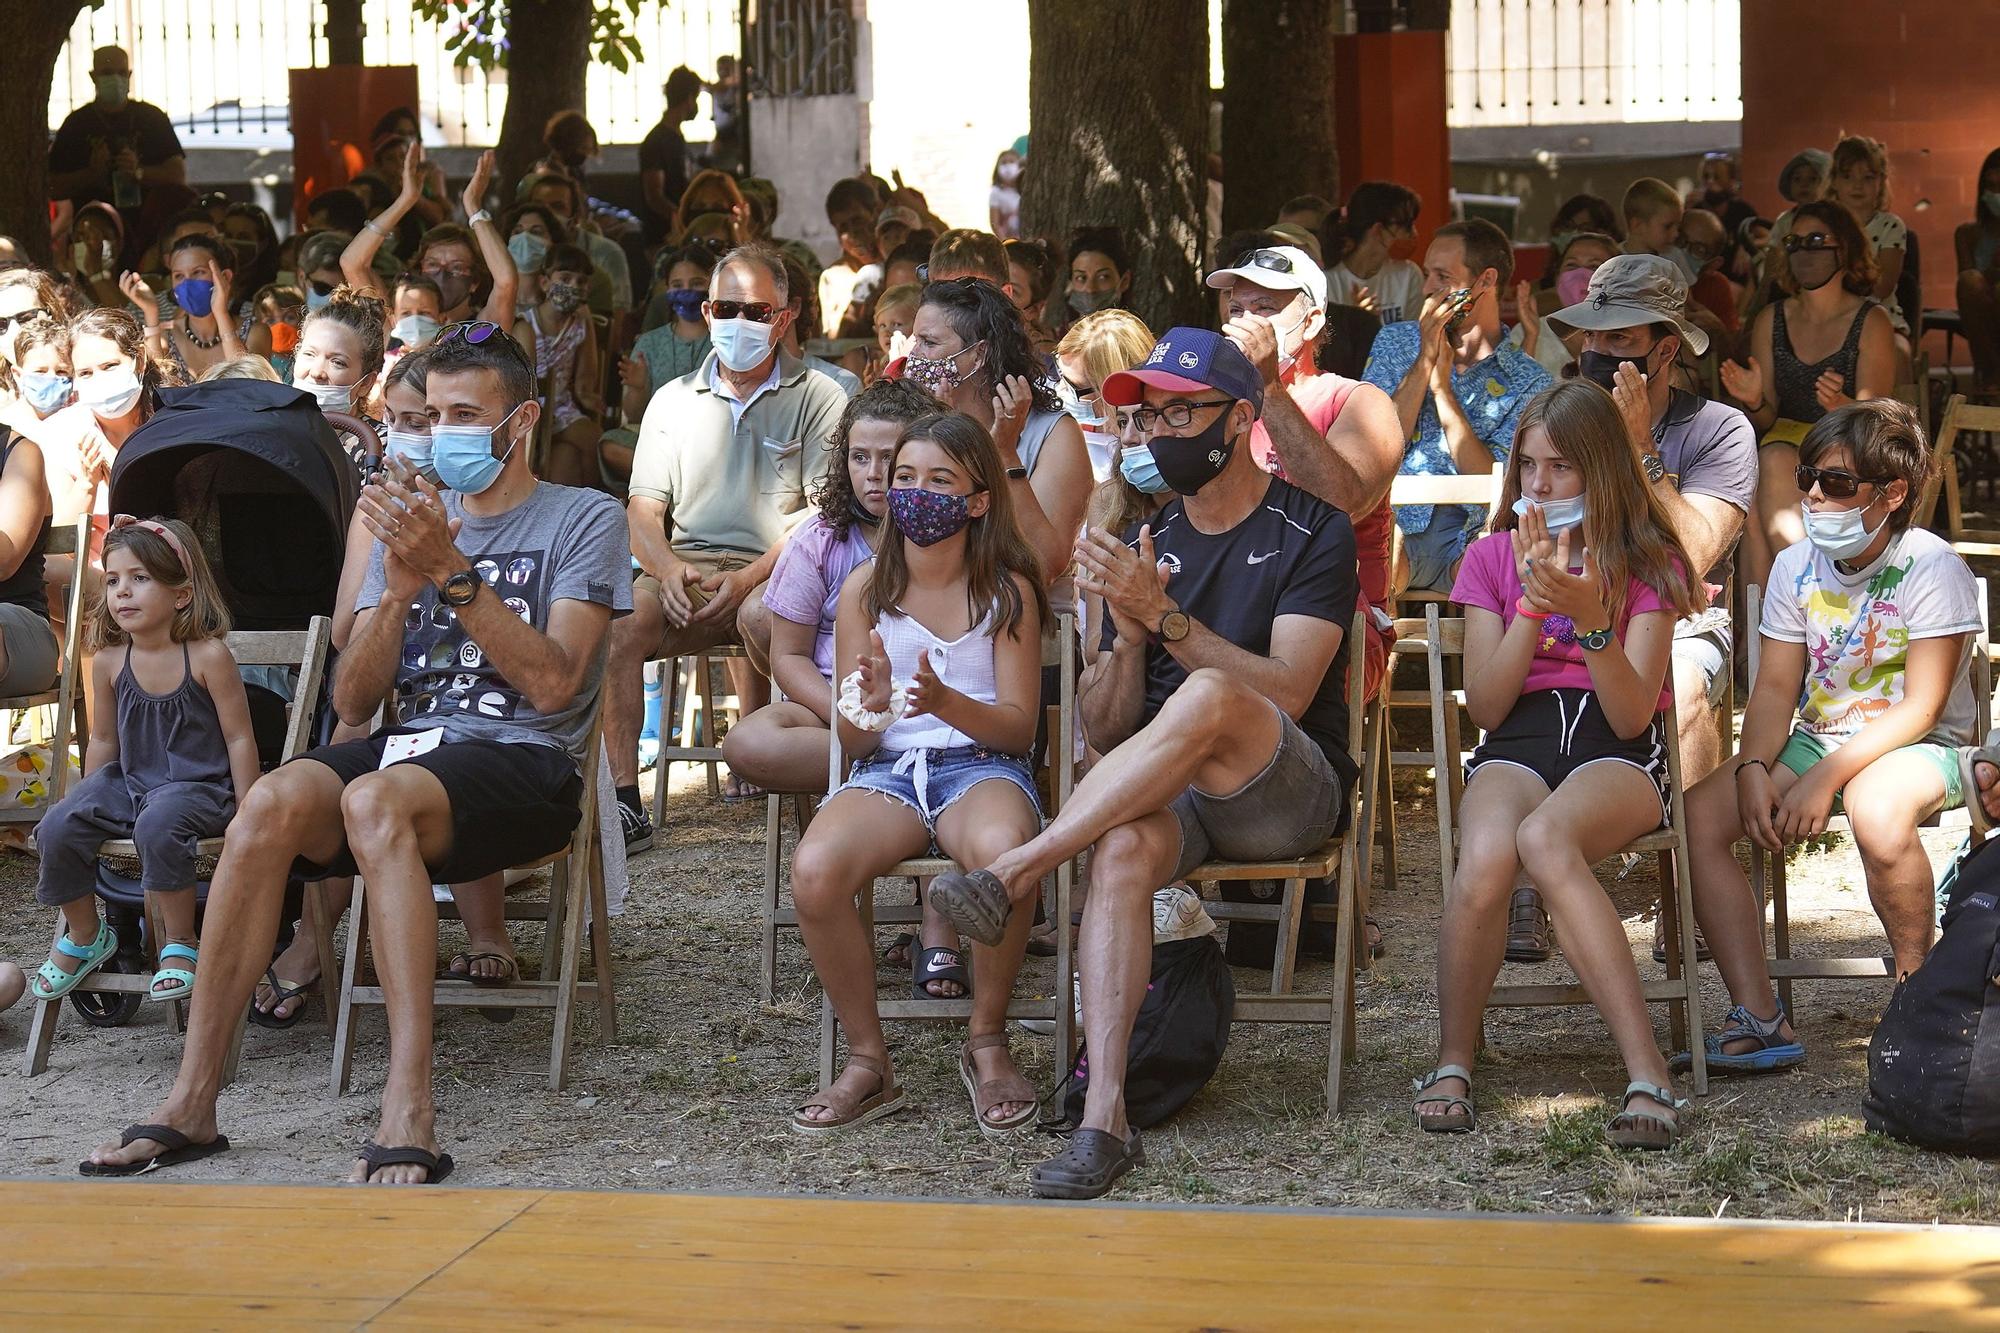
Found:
[1170,703,1346,882]
[0,602,58,698]
[1402,505,1481,594]
[1670,606,1733,709]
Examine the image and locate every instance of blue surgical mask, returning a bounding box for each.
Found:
[17,370,71,415]
[665,288,706,323]
[431,403,525,494]
[305,288,332,314]
[507,230,549,274]
[1056,378,1107,428]
[1118,443,1172,495]
[384,428,433,474]
[1513,493,1587,535]
[172,277,216,319]
[1801,500,1887,561]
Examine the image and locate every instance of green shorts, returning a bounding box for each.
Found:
[1774,728,1964,814]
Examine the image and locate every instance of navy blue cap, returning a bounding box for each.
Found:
[1102,326,1265,419]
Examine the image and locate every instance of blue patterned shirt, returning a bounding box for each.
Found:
[1362,319,1552,532]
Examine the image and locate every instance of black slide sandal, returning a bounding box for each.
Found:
[358,1141,455,1185]
[1028,1128,1146,1200]
[911,945,971,1000]
[78,1124,231,1177]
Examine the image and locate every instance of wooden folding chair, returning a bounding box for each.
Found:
[1384,605,1466,896]
[1914,394,2000,551]
[22,616,335,1078]
[1744,584,1992,1012]
[650,643,745,817]
[0,514,89,828]
[1187,609,1374,1111]
[814,615,1078,1084]
[1387,463,1506,609]
[331,685,614,1093]
[1423,612,1711,1097]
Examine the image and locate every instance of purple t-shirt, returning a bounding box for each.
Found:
[1450,530,1676,708]
[762,513,877,678]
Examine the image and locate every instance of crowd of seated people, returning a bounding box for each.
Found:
[6,64,2000,1202]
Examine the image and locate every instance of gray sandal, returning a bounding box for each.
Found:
[1606,1079,1683,1150]
[925,869,1011,948]
[1413,1063,1475,1133]
[1958,744,1998,839]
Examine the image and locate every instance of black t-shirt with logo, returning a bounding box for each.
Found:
[1102,475,1360,791]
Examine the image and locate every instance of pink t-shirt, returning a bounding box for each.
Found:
[762,513,877,679]
[1450,530,1676,708]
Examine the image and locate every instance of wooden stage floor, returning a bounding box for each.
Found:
[3,1179,1998,1329]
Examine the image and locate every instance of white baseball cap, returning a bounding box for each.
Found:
[1206,244,1327,311]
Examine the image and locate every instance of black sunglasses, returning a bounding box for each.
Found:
[1795,463,1884,499]
[1781,232,1837,254]
[435,319,533,371]
[707,299,777,323]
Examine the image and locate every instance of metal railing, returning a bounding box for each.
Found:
[47,0,741,146]
[1447,0,1741,127]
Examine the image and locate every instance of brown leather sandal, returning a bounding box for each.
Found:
[790,1054,905,1137]
[960,1033,1039,1138]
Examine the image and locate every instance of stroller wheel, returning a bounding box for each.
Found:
[71,952,143,1027]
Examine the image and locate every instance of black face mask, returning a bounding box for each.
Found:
[1577,340,1662,392]
[850,497,880,527]
[1149,410,1238,496]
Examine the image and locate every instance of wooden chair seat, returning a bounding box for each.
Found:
[96,837,225,883]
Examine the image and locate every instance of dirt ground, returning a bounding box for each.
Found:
[3,754,1997,1224]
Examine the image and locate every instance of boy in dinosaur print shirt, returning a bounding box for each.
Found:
[1683,404,1979,1057]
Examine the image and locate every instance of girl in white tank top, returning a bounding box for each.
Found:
[789,410,1051,1138]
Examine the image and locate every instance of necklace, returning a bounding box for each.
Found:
[181,313,222,350]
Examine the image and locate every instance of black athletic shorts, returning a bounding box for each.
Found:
[1465,687,1669,827]
[289,728,584,882]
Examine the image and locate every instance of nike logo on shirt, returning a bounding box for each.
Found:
[1247,550,1280,565]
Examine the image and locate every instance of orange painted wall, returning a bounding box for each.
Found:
[1741,0,2000,336]
[1334,31,1453,257]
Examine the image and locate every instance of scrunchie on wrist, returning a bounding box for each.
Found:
[837,670,911,732]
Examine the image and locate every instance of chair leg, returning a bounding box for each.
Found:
[760,791,782,1005]
[330,876,368,1096]
[1270,876,1306,996]
[1772,849,1794,1018]
[541,858,568,980]
[1659,850,1689,1056]
[650,656,681,831]
[305,881,342,1021]
[586,835,617,1041]
[698,654,721,800]
[547,858,587,1091]
[1376,709,1400,894]
[22,922,63,1076]
[1327,853,1359,1113]
[1673,845,1708,1097]
[1054,856,1076,1066]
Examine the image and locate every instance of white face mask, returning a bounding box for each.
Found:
[390,314,439,349]
[1513,492,1587,535]
[295,379,356,413]
[1801,500,1888,561]
[80,365,143,419]
[709,316,776,372]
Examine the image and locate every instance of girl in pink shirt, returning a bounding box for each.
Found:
[1416,380,1703,1149]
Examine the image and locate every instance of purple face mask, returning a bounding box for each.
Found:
[887,485,976,547]
[901,339,984,399]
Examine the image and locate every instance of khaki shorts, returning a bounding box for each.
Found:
[635,549,754,656]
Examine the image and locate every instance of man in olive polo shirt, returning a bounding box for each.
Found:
[608,243,847,847]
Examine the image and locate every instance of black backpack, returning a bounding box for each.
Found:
[1862,837,2000,1155]
[1043,935,1235,1131]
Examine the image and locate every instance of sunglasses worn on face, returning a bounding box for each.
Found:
[0,309,51,332]
[708,299,776,323]
[1782,232,1837,254]
[1795,464,1884,499]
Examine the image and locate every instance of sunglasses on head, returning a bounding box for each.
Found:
[1795,463,1884,499]
[1782,232,1837,254]
[434,319,533,371]
[707,299,777,323]
[1233,247,1296,275]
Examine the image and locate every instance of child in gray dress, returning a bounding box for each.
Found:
[29,517,259,1004]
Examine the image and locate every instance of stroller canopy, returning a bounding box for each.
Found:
[109,380,360,629]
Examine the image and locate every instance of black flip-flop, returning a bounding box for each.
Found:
[1028,1127,1146,1200]
[357,1141,455,1185]
[879,930,918,968]
[78,1123,231,1177]
[912,944,971,1000]
[926,869,1011,948]
[247,966,312,1030]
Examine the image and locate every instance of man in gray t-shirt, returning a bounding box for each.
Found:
[84,329,627,1187]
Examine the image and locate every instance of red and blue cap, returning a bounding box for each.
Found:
[1101,326,1264,419]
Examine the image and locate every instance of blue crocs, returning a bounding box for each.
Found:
[29,919,118,1001]
[147,943,198,1003]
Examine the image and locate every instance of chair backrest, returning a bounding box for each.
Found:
[1388,462,1506,512]
[1917,394,2000,534]
[225,616,333,765]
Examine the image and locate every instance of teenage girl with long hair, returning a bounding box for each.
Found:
[1415,380,1704,1150]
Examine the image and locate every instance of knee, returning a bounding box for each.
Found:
[1959,270,1991,303]
[788,842,855,920]
[1088,821,1175,897]
[1445,845,1515,915]
[339,774,415,849]
[1159,669,1242,734]
[609,599,659,661]
[1848,804,1917,865]
[232,777,307,847]
[1513,811,1580,881]
[736,596,770,654]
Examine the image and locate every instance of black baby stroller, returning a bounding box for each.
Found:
[65,379,356,1026]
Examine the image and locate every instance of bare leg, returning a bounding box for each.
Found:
[339,765,459,1184]
[87,762,349,1167]
[147,886,199,995]
[789,789,930,1122]
[606,590,667,789]
[448,874,513,979]
[936,781,1043,1126]
[1959,270,2000,389]
[1672,656,1723,786]
[259,876,349,1020]
[1685,753,1798,1047]
[985,670,1282,901]
[719,701,833,794]
[44,898,103,979]
[1844,751,1949,978]
[1747,441,1803,595]
[1073,812,1182,1138]
[1427,767,1546,1122]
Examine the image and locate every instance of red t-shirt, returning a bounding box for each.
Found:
[1248,370,1394,700]
[1689,270,1740,333]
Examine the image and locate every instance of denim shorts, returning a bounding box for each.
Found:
[1170,703,1346,882]
[1403,504,1481,593]
[833,743,1041,843]
[1671,606,1734,709]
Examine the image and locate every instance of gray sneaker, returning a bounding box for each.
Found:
[618,796,655,853]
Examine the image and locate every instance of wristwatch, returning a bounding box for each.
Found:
[1003,465,1027,480]
[1156,607,1190,643]
[1577,625,1614,652]
[1640,451,1667,484]
[440,568,481,607]
[467,208,493,226]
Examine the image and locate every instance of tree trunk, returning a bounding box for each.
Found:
[495,0,593,197]
[1023,0,1209,334]
[0,0,91,265]
[1221,0,1339,235]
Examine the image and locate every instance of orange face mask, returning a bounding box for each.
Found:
[268,321,299,354]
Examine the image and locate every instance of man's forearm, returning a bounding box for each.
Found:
[1436,386,1492,475]
[1650,483,1737,580]
[333,603,406,724]
[455,585,591,715]
[1080,635,1147,750]
[1263,389,1378,514]
[1390,362,1429,441]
